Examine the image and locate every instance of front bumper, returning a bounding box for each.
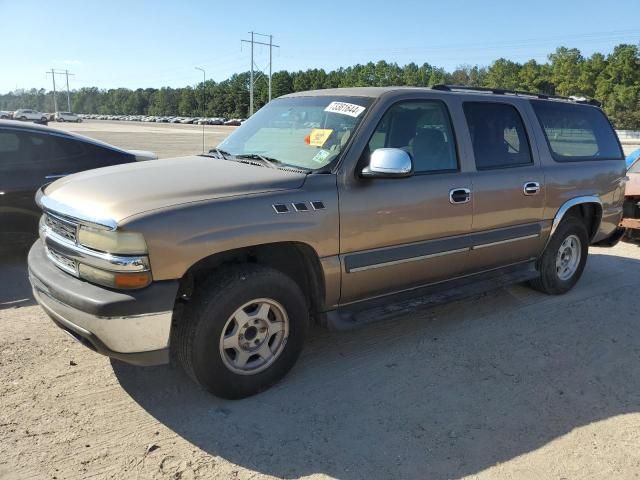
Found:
[28,240,179,366]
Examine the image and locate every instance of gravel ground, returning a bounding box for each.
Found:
[1,242,640,479]
[1,121,639,479]
[49,120,237,159]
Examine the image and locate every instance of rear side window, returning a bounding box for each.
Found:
[463,102,532,170]
[531,101,623,161]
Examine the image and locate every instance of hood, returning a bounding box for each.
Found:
[625,172,640,197]
[43,155,307,223]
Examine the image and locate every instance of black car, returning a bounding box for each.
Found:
[0,120,155,246]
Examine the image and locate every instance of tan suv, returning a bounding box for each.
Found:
[28,86,627,398]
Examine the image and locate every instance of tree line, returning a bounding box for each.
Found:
[1,44,639,128]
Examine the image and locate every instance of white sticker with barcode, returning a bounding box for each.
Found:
[324,101,366,118]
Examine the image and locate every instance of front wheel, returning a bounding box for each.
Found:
[530,216,589,295]
[176,265,309,399]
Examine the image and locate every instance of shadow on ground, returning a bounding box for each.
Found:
[112,250,640,479]
[0,244,34,310]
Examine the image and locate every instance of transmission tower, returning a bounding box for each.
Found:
[241,32,279,116]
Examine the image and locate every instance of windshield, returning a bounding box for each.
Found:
[216,96,372,170]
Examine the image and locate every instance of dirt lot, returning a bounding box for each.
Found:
[1,121,640,479]
[50,120,237,159]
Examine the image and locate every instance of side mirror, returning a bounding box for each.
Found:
[361,148,413,178]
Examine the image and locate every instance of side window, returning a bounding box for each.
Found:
[0,132,21,171]
[49,135,86,160]
[0,132,85,170]
[463,102,532,170]
[0,131,19,153]
[21,133,67,165]
[367,101,458,173]
[531,101,623,161]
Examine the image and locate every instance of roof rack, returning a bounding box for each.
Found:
[431,84,601,107]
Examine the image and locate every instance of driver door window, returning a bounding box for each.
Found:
[367,101,458,173]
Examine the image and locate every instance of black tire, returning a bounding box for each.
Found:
[175,264,309,399]
[530,215,589,295]
[19,116,26,121]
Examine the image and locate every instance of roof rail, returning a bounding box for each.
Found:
[431,84,601,107]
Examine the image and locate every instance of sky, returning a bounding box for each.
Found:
[1,0,639,94]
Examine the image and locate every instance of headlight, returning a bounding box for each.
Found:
[78,226,147,254]
[78,264,152,290]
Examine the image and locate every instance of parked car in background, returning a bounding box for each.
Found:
[0,111,12,119]
[626,148,640,169]
[621,157,640,241]
[0,120,156,247]
[223,118,242,126]
[55,112,82,123]
[28,86,626,399]
[12,109,48,122]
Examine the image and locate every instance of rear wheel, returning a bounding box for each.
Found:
[176,265,309,399]
[530,216,589,294]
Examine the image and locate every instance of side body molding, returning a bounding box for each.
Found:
[549,195,602,242]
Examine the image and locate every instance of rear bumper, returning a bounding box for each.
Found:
[28,240,179,366]
[620,218,640,230]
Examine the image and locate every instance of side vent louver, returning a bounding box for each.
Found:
[311,201,325,210]
[273,204,289,214]
[292,202,309,212]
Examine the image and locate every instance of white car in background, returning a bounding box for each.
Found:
[12,109,47,122]
[55,112,82,122]
[0,111,11,119]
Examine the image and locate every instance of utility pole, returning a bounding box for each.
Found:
[195,67,206,153]
[241,32,279,116]
[269,34,273,103]
[46,69,58,113]
[47,69,75,113]
[250,31,254,116]
[63,69,75,112]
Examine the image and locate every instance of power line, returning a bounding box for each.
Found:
[241,32,279,116]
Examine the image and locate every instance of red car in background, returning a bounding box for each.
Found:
[621,158,640,241]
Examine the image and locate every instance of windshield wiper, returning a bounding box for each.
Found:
[206,148,231,160]
[234,153,280,169]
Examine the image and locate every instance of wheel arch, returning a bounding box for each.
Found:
[176,241,327,316]
[550,195,602,243]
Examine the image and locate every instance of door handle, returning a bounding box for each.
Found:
[523,181,540,196]
[449,188,471,204]
[45,174,69,180]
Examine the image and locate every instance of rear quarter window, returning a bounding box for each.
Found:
[531,100,623,162]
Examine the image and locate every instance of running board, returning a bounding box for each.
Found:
[324,261,539,331]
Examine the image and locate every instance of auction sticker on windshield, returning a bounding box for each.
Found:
[308,128,333,147]
[324,101,366,118]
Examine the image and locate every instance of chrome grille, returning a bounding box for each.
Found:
[46,246,78,276]
[44,214,78,244]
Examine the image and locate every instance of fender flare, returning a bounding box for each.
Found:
[549,195,602,241]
